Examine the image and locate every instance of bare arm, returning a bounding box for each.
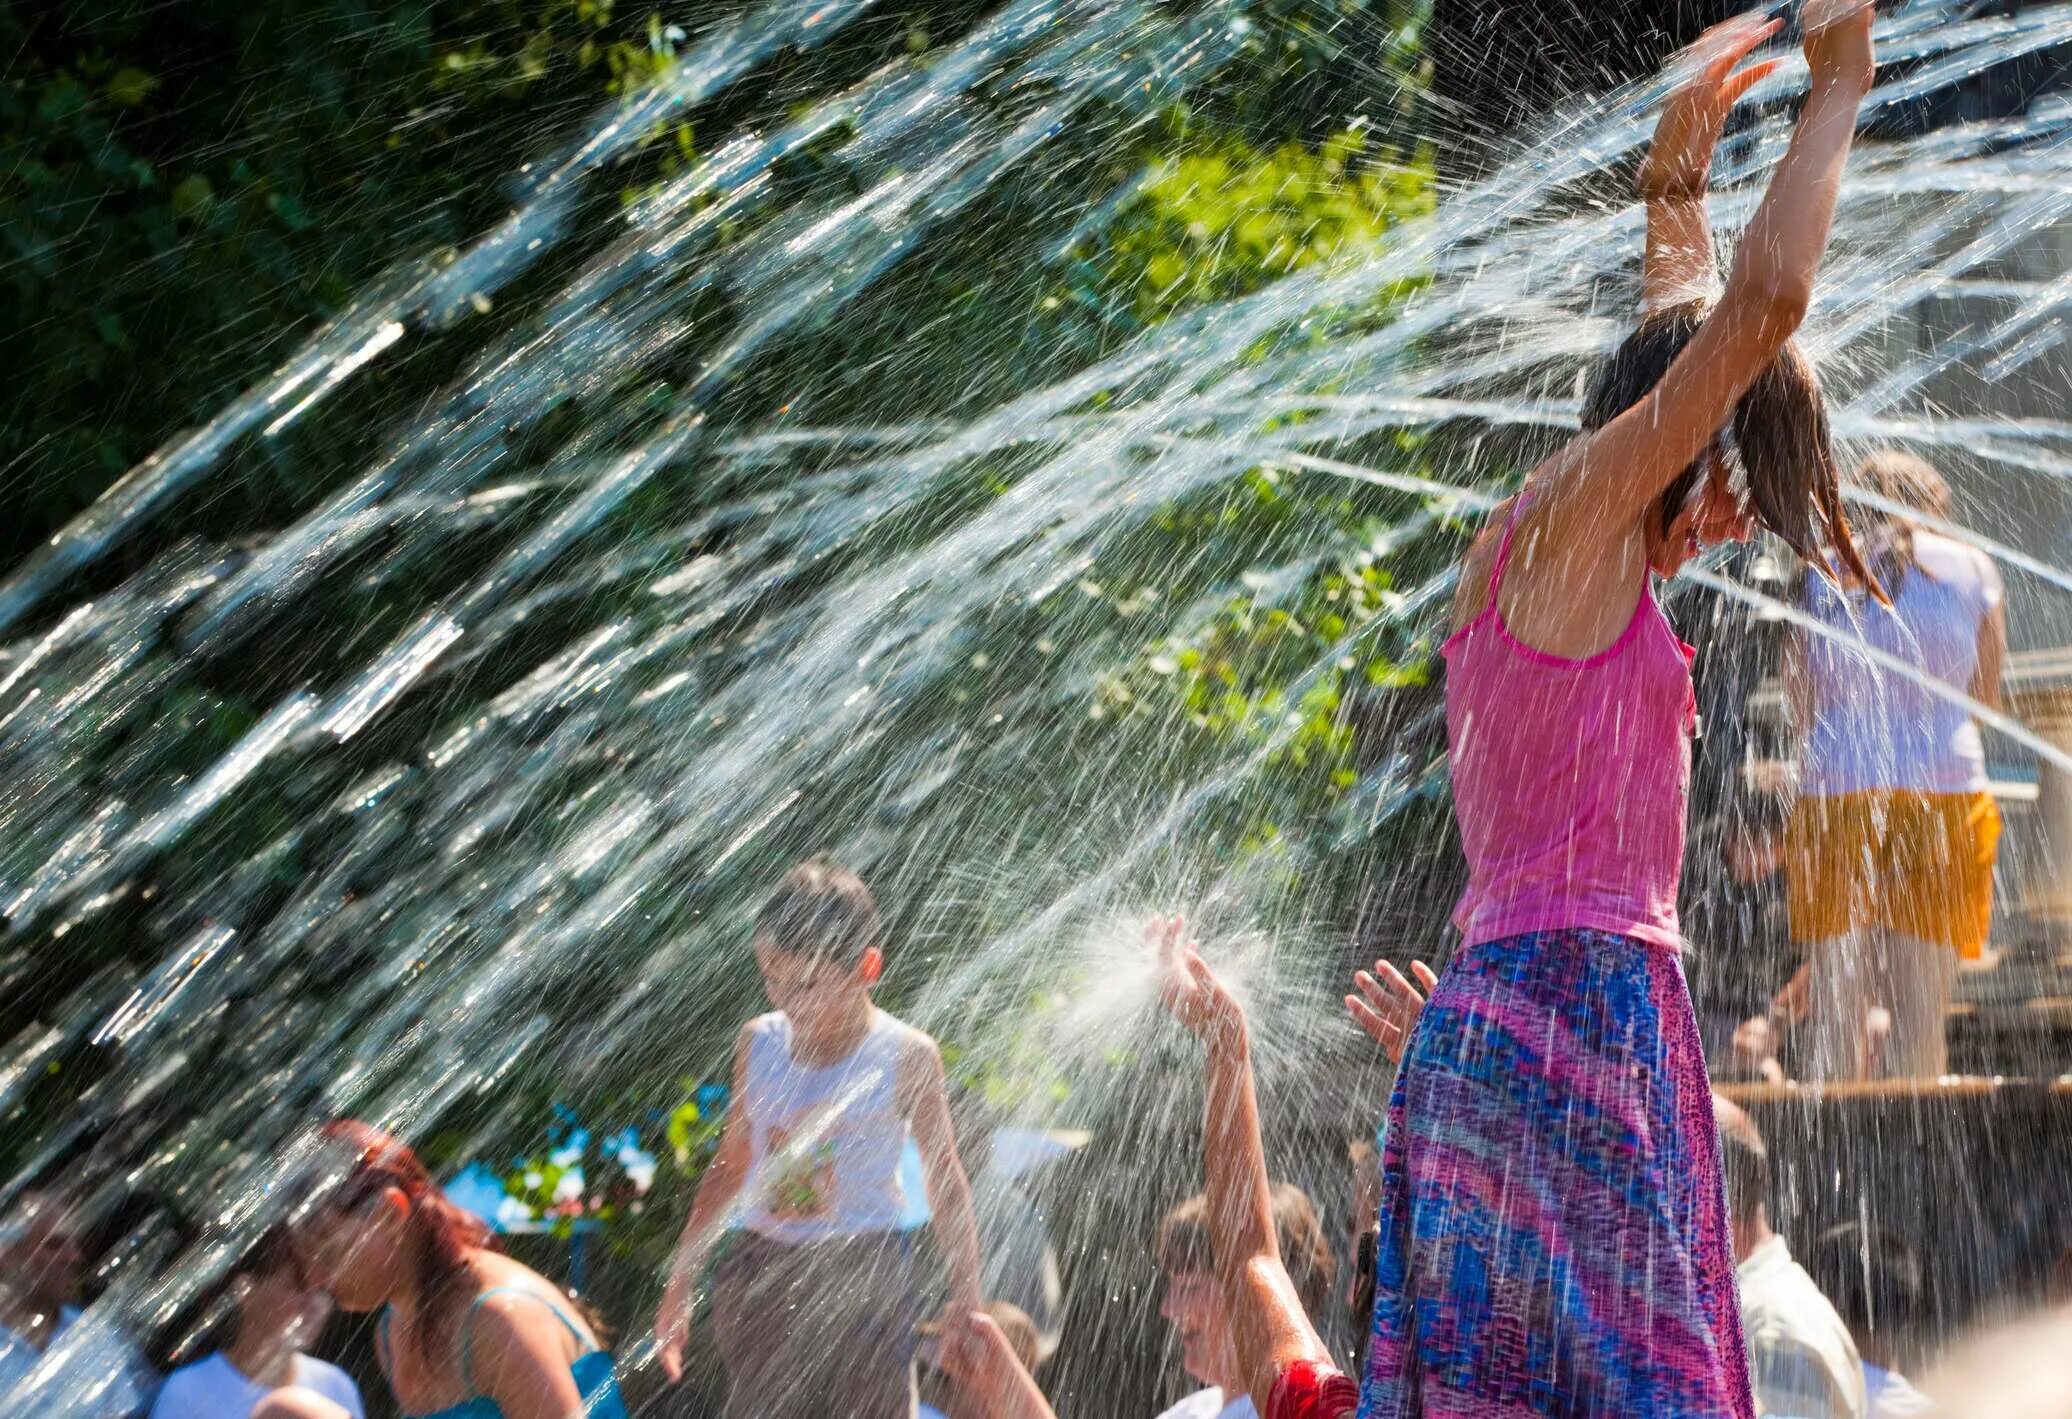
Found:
[937,1312,1059,1419]
[467,1294,590,1419]
[1781,627,1814,740]
[1154,919,1333,1414]
[1639,16,1783,312]
[1534,5,1874,549]
[1205,1015,1335,1412]
[1644,196,1722,313]
[901,1032,984,1310]
[1971,597,2006,714]
[654,1029,754,1382]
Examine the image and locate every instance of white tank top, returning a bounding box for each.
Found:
[1799,530,2003,797]
[740,1008,911,1243]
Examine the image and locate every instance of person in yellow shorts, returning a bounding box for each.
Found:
[1781,451,2006,1080]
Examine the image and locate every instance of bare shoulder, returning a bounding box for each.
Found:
[465,1274,589,1360]
[1451,494,1518,631]
[880,1010,943,1068]
[727,1018,763,1080]
[878,1013,947,1104]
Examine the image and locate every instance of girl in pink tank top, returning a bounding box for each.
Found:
[1124,16,1904,1419]
[1442,492,1699,953]
[1082,12,1907,1419]
[1352,10,1886,1415]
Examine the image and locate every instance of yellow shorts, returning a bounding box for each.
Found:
[1785,790,2001,958]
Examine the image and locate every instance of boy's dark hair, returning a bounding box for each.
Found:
[755,858,883,964]
[1807,1222,1923,1339]
[1583,300,1880,601]
[156,1223,299,1368]
[1156,1184,1335,1317]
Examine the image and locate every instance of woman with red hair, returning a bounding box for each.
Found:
[282,1121,624,1419]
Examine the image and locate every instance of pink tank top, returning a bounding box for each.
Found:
[1442,500,1697,952]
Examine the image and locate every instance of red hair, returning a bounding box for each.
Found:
[317,1120,492,1354]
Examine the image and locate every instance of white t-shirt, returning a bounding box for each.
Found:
[740,1009,915,1244]
[1154,1388,1257,1419]
[1738,1235,1869,1419]
[1799,531,2003,797]
[148,1353,364,1419]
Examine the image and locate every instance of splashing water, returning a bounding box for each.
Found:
[3,0,2071,1412]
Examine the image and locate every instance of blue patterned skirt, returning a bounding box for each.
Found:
[1358,929,1752,1418]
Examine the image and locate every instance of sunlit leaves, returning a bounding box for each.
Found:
[1093,127,1432,324]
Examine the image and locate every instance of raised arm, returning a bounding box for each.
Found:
[1640,16,1783,312]
[1540,0,1874,543]
[1153,919,1333,1415]
[936,1312,1060,1419]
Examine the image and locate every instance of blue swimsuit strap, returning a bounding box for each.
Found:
[379,1286,595,1404]
[456,1286,595,1395]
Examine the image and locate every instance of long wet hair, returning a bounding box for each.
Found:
[1582,299,1883,601]
[316,1120,491,1359]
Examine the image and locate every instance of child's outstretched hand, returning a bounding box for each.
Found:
[1345,958,1437,1065]
[653,1288,691,1383]
[1638,13,1783,200]
[1150,913,1244,1046]
[937,1311,1058,1419]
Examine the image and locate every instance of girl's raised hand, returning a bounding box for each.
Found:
[1802,0,1876,89]
[1639,12,1784,200]
[1150,913,1244,1045]
[1345,959,1437,1065]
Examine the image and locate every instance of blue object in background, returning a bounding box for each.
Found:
[447,1126,1090,1239]
[446,1161,512,1228]
[899,1139,931,1229]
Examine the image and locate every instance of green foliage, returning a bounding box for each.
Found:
[0,0,693,569]
[0,0,1453,1198]
[1089,127,1434,324]
[1036,124,1446,868]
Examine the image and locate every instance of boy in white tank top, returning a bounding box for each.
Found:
[653,859,983,1419]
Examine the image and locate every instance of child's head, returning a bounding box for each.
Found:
[234,1225,332,1352]
[0,1191,85,1313]
[1585,300,1875,590]
[288,1120,489,1321]
[1806,1221,1924,1363]
[754,858,885,1027]
[1710,1093,1771,1249]
[1851,448,1952,594]
[168,1225,333,1368]
[1155,1184,1334,1392]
